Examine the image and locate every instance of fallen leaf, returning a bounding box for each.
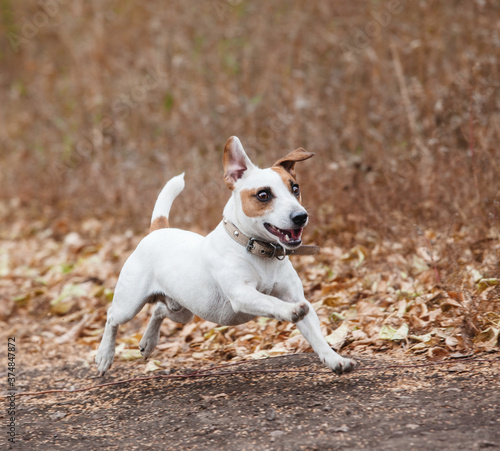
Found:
[477,278,500,293]
[144,359,165,372]
[380,323,409,341]
[408,332,434,343]
[116,344,143,361]
[325,323,349,350]
[50,283,88,315]
[428,346,449,359]
[474,326,499,350]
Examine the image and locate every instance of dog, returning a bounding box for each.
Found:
[95,136,356,375]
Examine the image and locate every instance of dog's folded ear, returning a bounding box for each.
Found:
[273,148,315,179]
[223,136,255,190]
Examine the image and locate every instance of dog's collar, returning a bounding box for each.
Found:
[223,218,320,260]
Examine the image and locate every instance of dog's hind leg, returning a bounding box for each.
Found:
[140,297,194,359]
[95,262,154,375]
[95,306,121,376]
[96,296,150,375]
[96,297,149,375]
[139,301,168,360]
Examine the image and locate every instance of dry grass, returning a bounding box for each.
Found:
[1,0,498,233]
[0,1,499,356]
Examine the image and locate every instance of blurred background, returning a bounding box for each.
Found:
[1,0,498,239]
[0,0,499,369]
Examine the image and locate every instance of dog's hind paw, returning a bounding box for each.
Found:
[95,349,115,376]
[139,334,158,360]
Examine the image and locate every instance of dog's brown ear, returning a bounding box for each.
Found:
[273,148,314,178]
[223,136,255,190]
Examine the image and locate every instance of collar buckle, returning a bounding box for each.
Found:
[269,242,286,260]
[246,237,256,253]
[246,237,285,260]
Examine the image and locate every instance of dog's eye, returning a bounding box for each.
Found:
[292,184,300,197]
[256,190,271,202]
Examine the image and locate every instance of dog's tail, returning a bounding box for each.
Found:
[150,173,185,233]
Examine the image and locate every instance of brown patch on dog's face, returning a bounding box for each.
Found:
[271,166,302,203]
[240,188,274,217]
[149,216,169,233]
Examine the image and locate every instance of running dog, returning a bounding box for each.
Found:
[95,136,355,375]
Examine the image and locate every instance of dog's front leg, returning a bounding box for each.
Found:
[294,308,356,374]
[221,281,310,323]
[272,264,356,375]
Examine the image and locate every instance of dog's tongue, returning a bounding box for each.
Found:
[290,228,303,241]
[266,223,303,245]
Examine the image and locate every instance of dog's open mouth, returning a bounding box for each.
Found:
[264,223,303,247]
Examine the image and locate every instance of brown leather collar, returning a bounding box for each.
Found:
[223,218,320,260]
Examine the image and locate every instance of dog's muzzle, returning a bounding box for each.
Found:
[223,218,320,259]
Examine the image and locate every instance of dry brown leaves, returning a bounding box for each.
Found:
[1,220,498,373]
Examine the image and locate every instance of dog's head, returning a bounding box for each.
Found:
[223,136,314,249]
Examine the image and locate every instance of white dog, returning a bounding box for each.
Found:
[95,137,355,375]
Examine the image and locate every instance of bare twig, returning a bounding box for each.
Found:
[468,89,481,202]
[55,313,97,345]
[424,234,441,284]
[5,355,498,398]
[390,43,418,138]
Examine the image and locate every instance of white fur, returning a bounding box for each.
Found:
[95,138,356,375]
[151,172,185,223]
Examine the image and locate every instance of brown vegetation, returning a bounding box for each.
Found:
[0,1,498,367]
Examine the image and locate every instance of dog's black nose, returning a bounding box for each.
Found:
[291,211,308,227]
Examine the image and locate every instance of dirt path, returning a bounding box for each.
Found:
[5,353,499,450]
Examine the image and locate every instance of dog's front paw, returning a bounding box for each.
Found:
[290,302,309,323]
[328,357,356,375]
